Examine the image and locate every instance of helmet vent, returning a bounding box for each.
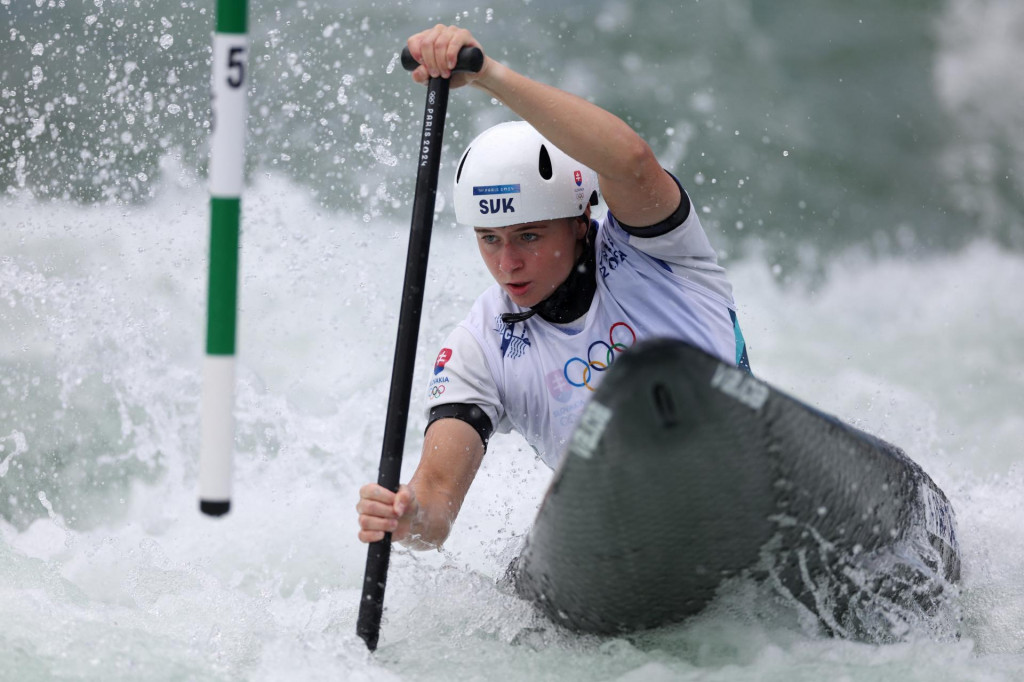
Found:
[538,144,553,180]
[456,147,471,184]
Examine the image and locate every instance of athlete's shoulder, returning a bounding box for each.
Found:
[606,199,718,266]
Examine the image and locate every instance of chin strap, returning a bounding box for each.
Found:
[500,221,598,326]
[500,308,538,324]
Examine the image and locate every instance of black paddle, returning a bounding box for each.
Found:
[356,45,484,653]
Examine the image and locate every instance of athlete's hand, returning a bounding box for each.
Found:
[356,483,417,544]
[406,24,487,88]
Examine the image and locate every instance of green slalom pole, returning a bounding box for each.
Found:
[200,0,249,517]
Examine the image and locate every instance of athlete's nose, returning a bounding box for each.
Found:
[498,243,523,274]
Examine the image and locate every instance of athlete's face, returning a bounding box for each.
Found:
[475,216,589,308]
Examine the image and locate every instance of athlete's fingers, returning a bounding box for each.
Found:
[357,483,415,518]
[355,498,399,519]
[418,24,447,78]
[406,27,437,81]
[425,25,453,78]
[406,25,438,64]
[358,482,396,506]
[394,486,413,517]
[356,482,415,543]
[406,24,481,84]
[432,25,465,78]
[358,513,399,533]
[358,529,386,543]
[444,27,478,72]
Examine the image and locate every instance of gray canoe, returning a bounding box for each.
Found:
[510,338,960,640]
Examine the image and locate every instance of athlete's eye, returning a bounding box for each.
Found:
[521,233,539,243]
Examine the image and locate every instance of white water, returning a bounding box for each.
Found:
[3,0,1024,675]
[1,164,1022,680]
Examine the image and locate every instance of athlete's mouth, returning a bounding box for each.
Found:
[505,282,531,296]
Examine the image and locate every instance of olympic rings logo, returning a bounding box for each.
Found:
[563,322,636,391]
[430,384,446,398]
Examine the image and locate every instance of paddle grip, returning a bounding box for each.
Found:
[400,46,484,74]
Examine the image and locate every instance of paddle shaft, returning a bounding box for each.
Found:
[356,46,483,652]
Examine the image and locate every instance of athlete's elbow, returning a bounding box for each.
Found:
[618,135,658,179]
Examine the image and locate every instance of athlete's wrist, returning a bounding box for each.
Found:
[470,58,514,102]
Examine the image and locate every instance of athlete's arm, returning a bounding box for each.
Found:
[356,418,485,550]
[406,25,680,229]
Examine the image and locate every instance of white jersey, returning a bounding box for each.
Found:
[425,208,742,469]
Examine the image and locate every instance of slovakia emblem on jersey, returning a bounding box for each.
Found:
[545,369,573,404]
[574,170,583,187]
[434,348,452,375]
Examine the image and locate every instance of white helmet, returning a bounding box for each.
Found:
[453,121,599,227]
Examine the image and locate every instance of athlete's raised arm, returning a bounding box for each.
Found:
[406,25,681,229]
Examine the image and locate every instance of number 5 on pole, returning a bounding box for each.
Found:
[200,0,248,517]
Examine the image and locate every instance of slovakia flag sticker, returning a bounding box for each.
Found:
[574,170,583,186]
[434,348,453,375]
